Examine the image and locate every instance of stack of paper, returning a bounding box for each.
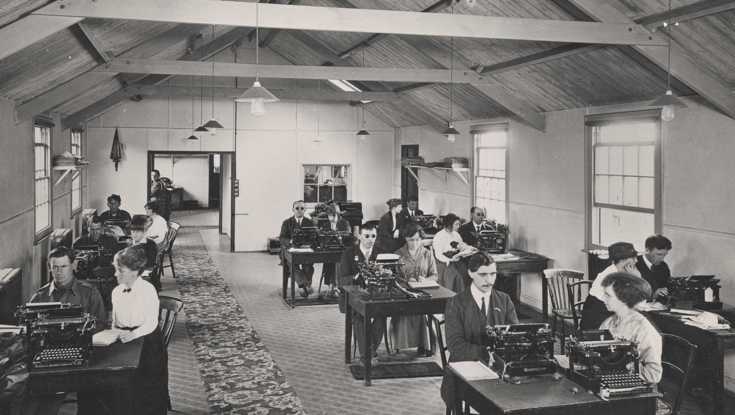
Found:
[408,279,439,289]
[490,253,519,261]
[93,329,123,346]
[449,361,499,381]
[288,247,314,253]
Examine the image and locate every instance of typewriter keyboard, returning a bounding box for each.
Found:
[599,372,653,398]
[33,346,86,368]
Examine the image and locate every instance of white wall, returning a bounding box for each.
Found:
[154,154,210,207]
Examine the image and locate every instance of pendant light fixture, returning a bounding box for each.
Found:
[203,25,224,132]
[194,75,209,133]
[187,76,199,140]
[442,4,459,143]
[313,80,323,143]
[235,3,278,115]
[356,50,370,139]
[649,0,685,122]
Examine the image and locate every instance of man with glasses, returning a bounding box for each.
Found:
[280,200,316,297]
[339,223,385,360]
[441,252,518,409]
[458,206,491,246]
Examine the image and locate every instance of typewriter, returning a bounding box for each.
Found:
[667,275,722,310]
[486,323,557,378]
[414,215,439,237]
[16,302,95,369]
[567,330,654,399]
[316,229,353,251]
[355,254,428,300]
[291,226,319,249]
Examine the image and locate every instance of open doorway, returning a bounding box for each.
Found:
[147,151,236,251]
[401,144,419,203]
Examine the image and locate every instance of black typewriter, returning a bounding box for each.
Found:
[16,302,95,369]
[486,323,557,378]
[667,275,722,310]
[414,215,439,236]
[316,230,352,251]
[355,255,429,300]
[567,330,654,399]
[292,226,319,249]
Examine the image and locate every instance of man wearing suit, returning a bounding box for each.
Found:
[441,252,519,409]
[280,200,315,298]
[636,234,672,299]
[320,206,352,297]
[400,198,424,221]
[339,223,385,360]
[458,206,490,247]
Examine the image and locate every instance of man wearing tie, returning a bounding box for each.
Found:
[279,200,315,297]
[441,252,518,409]
[458,206,489,246]
[401,198,424,221]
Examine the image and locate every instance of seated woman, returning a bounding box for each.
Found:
[441,252,518,409]
[144,201,169,245]
[319,206,352,297]
[390,223,438,355]
[130,215,158,269]
[433,213,475,290]
[599,272,662,384]
[581,242,641,330]
[110,245,169,414]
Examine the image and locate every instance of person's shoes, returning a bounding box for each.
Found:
[307,285,314,294]
[299,287,309,298]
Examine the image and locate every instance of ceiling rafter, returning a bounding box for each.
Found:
[73,22,112,64]
[634,0,735,29]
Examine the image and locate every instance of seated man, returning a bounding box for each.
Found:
[458,206,491,247]
[400,198,424,221]
[144,201,169,245]
[25,247,107,415]
[95,194,132,225]
[130,215,159,289]
[280,200,316,298]
[441,252,518,409]
[339,223,385,360]
[636,234,672,300]
[319,205,351,297]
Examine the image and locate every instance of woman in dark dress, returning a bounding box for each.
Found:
[376,198,405,254]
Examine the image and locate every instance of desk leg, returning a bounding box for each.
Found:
[453,370,464,415]
[281,263,288,300]
[364,312,372,386]
[713,341,725,415]
[289,261,296,308]
[345,293,352,364]
[541,272,548,322]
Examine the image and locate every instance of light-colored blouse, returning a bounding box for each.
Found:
[600,311,662,384]
[111,276,159,340]
[433,229,465,264]
[396,245,438,281]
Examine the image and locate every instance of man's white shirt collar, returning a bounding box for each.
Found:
[642,255,653,270]
[470,283,493,312]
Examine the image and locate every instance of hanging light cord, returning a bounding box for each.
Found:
[362,49,367,128]
[665,0,672,91]
[200,75,205,125]
[255,4,260,82]
[191,76,195,130]
[211,25,216,119]
[449,4,454,124]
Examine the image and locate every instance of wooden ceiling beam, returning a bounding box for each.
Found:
[0,14,81,61]
[634,0,735,29]
[94,59,490,84]
[73,21,112,64]
[34,0,664,46]
[563,0,735,119]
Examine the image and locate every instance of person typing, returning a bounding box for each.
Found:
[319,205,351,297]
[280,200,316,298]
[144,201,169,245]
[458,207,490,247]
[433,213,475,288]
[95,194,132,224]
[636,234,672,300]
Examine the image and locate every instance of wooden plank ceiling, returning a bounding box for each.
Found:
[0,0,733,130]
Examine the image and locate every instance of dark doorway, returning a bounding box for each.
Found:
[401,145,419,203]
[209,154,221,209]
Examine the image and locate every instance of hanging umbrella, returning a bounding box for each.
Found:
[110,128,124,171]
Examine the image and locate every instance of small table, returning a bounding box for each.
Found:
[343,285,456,386]
[282,249,344,307]
[648,308,735,415]
[451,369,658,415]
[28,339,143,415]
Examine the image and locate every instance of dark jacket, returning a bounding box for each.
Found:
[441,287,519,407]
[137,238,158,269]
[96,209,132,224]
[458,221,490,247]
[30,278,108,330]
[636,255,671,297]
[279,216,315,249]
[400,208,424,222]
[339,244,379,287]
[376,212,405,254]
[319,217,351,233]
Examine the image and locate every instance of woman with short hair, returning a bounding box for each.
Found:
[433,213,474,288]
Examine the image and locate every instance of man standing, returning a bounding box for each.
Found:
[150,169,171,221]
[636,234,672,299]
[339,223,384,359]
[280,200,316,298]
[458,206,489,246]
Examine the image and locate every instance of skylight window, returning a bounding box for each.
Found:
[328,79,361,92]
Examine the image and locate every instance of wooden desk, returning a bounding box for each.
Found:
[282,249,344,307]
[28,339,143,415]
[445,250,550,318]
[648,309,735,415]
[451,370,658,415]
[343,285,455,386]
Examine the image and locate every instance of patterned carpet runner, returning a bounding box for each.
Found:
[174,229,306,414]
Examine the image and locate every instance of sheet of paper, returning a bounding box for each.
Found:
[93,329,122,346]
[449,361,499,381]
[288,247,314,253]
[554,354,570,370]
[408,279,439,289]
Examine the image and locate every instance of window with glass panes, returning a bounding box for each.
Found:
[588,113,660,249]
[71,130,82,212]
[473,125,508,225]
[34,123,52,236]
[303,165,350,203]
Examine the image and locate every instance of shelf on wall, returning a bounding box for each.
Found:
[52,165,85,186]
[403,164,470,186]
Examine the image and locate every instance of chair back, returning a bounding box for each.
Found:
[163,222,181,254]
[158,295,184,348]
[660,333,697,415]
[543,269,585,312]
[567,280,592,334]
[432,314,449,370]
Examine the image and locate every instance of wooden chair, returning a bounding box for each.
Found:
[158,295,184,348]
[658,333,698,415]
[543,269,585,350]
[432,314,471,415]
[567,280,593,341]
[161,222,181,279]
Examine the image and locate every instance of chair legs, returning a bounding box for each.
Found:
[168,252,176,279]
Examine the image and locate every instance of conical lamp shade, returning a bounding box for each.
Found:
[194,125,209,132]
[442,124,460,136]
[187,134,199,140]
[356,129,370,136]
[650,89,686,108]
[203,119,224,129]
[235,81,279,103]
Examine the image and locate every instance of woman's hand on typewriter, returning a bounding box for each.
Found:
[119,331,137,343]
